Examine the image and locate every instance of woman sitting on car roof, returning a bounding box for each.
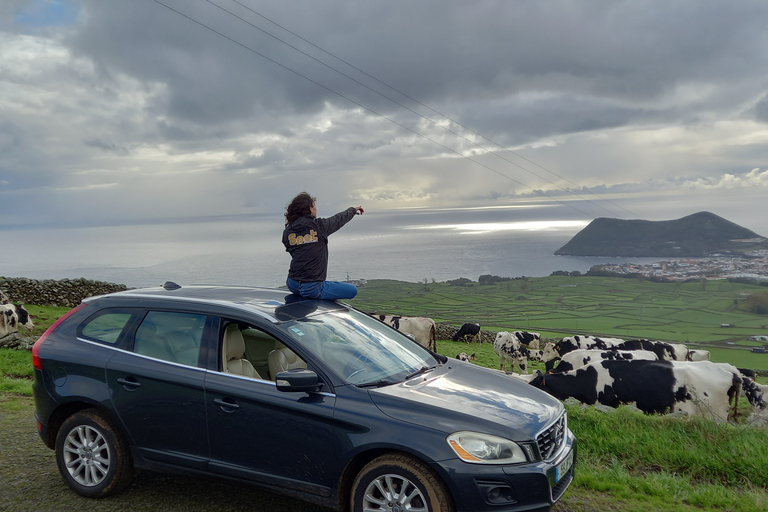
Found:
[282,192,364,300]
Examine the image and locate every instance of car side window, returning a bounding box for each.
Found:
[134,311,206,367]
[221,323,306,381]
[80,312,134,345]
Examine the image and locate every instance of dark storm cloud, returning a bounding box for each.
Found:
[4,0,768,228]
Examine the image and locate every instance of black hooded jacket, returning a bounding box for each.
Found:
[282,207,357,282]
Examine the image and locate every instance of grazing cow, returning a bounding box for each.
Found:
[494,331,541,374]
[0,304,34,336]
[528,359,743,423]
[452,323,481,343]
[373,314,436,351]
[456,352,475,362]
[551,349,657,373]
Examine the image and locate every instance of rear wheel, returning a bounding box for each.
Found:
[350,453,454,512]
[55,409,133,498]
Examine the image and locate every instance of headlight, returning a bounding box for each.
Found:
[446,431,529,464]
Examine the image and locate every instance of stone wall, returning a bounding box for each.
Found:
[0,277,128,308]
[436,323,498,344]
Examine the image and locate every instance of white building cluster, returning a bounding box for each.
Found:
[592,251,768,281]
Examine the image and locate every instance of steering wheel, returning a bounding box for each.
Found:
[342,348,371,381]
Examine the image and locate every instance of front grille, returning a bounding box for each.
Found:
[536,412,566,460]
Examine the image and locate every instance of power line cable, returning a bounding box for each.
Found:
[222,0,639,219]
[152,0,600,219]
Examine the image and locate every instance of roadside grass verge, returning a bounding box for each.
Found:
[0,348,33,395]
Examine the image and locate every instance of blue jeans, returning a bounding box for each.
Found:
[286,277,358,300]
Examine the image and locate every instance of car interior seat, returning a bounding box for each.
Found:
[134,321,175,362]
[223,325,261,379]
[268,341,307,380]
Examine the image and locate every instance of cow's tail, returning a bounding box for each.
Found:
[728,372,742,422]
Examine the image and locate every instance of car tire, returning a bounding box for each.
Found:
[55,409,134,498]
[350,453,454,512]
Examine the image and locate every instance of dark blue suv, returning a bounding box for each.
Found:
[32,283,575,512]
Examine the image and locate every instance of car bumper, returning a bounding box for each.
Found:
[433,432,576,512]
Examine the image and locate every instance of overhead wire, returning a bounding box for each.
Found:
[152,0,633,220]
[224,0,639,220]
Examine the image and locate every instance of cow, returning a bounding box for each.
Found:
[686,349,711,361]
[542,335,626,370]
[372,314,436,351]
[543,336,693,370]
[0,304,34,336]
[528,359,743,423]
[550,349,658,373]
[456,352,475,362]
[609,339,689,361]
[741,377,768,414]
[452,323,481,343]
[494,331,541,374]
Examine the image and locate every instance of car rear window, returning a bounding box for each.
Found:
[80,312,133,344]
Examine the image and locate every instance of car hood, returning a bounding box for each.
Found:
[368,363,562,441]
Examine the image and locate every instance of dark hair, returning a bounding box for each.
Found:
[285,192,316,226]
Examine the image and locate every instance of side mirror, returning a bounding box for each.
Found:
[275,368,322,393]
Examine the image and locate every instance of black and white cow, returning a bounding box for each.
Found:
[609,339,689,361]
[494,331,541,374]
[686,349,711,361]
[528,359,743,423]
[456,352,476,362]
[0,303,34,336]
[372,314,437,351]
[452,323,481,343]
[550,349,658,373]
[542,335,625,370]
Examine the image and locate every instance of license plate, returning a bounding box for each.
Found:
[555,450,574,483]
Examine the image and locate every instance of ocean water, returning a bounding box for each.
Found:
[0,203,676,289]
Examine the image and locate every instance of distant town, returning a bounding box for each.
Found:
[590,250,768,281]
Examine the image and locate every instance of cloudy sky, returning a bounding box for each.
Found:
[3,0,768,231]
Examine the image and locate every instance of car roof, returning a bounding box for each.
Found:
[83,282,349,323]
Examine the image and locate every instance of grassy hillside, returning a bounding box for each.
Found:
[349,276,768,371]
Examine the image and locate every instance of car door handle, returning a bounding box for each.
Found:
[214,398,240,412]
[117,377,141,390]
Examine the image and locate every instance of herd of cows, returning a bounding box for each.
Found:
[374,316,768,425]
[2,296,766,425]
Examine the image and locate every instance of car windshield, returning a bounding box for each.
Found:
[277,308,439,386]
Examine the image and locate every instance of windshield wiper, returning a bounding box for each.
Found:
[405,365,434,380]
[357,379,397,388]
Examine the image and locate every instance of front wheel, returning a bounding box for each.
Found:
[55,409,133,498]
[350,453,454,512]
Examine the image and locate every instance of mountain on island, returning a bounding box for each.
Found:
[555,211,767,257]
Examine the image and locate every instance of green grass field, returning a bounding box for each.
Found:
[351,277,768,371]
[3,286,768,512]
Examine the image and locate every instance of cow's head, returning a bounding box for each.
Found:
[13,304,34,330]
